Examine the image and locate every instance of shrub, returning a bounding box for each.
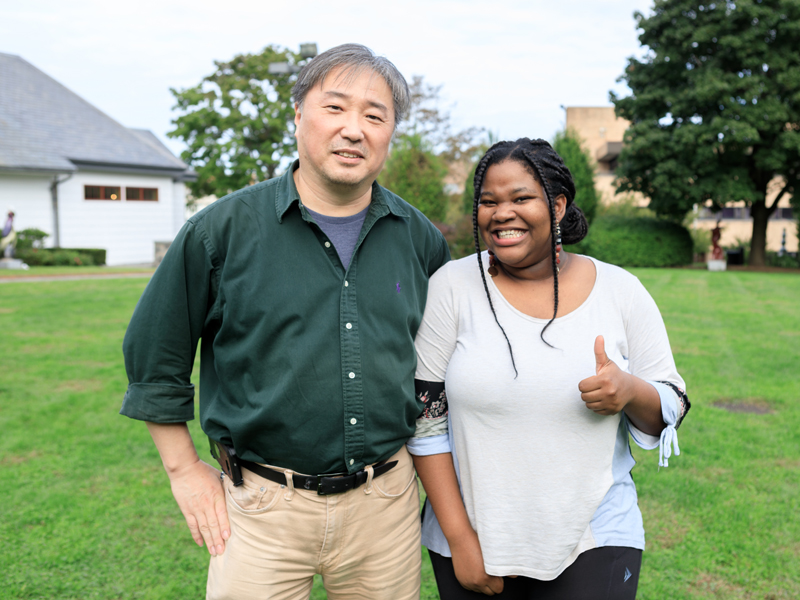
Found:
[68,248,106,265]
[441,215,476,260]
[689,227,712,256]
[766,252,799,268]
[380,134,448,223]
[16,228,49,251]
[568,215,693,267]
[16,247,105,267]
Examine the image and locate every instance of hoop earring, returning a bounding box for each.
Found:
[488,249,499,277]
[555,223,562,273]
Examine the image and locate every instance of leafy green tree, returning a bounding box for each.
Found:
[611,0,800,266]
[460,131,500,215]
[380,134,448,223]
[461,163,479,215]
[169,45,308,200]
[553,128,599,224]
[382,76,485,223]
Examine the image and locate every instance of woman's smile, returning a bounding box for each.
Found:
[492,228,528,244]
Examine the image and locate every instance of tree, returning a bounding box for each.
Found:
[379,134,448,222]
[553,128,599,224]
[169,45,309,200]
[381,76,486,223]
[397,76,485,165]
[611,0,800,266]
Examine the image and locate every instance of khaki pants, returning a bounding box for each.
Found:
[207,446,421,600]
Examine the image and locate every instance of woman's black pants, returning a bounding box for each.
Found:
[428,546,642,600]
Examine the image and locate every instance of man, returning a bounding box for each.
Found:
[121,44,449,599]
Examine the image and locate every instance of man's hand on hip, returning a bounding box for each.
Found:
[168,458,230,555]
[146,422,231,555]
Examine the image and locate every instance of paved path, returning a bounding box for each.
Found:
[0,272,154,284]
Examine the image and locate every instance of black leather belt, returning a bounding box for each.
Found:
[238,459,398,496]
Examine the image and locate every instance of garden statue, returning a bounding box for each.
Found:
[711,218,724,260]
[707,218,727,271]
[1,208,16,258]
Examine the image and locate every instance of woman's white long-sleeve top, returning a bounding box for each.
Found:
[408,254,688,581]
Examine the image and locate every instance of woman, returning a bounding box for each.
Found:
[408,138,689,599]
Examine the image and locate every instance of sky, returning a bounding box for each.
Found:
[1,0,654,158]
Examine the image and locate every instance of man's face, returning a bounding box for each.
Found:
[294,66,395,191]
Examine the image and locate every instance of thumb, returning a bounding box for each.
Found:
[594,335,608,373]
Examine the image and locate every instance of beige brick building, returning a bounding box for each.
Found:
[565,107,798,253]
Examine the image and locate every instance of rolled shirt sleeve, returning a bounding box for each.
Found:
[623,279,690,466]
[120,219,219,423]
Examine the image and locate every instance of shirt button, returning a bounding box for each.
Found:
[350,418,357,425]
[344,280,349,287]
[349,459,354,466]
[346,323,352,329]
[324,241,331,248]
[348,372,355,379]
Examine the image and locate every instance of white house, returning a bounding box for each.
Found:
[0,52,196,265]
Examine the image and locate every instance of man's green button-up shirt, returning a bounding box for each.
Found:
[121,163,450,475]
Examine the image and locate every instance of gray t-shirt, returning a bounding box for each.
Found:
[305,205,369,271]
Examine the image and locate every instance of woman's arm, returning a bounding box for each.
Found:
[413,453,504,596]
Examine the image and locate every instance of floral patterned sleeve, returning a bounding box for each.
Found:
[413,379,448,438]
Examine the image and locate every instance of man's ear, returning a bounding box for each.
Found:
[555,194,568,222]
[293,102,302,130]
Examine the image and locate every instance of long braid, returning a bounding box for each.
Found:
[472,142,519,377]
[524,150,560,347]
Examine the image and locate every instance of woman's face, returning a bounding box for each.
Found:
[477,159,566,272]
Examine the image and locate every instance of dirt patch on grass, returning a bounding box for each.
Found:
[648,517,689,550]
[690,573,750,599]
[0,307,16,313]
[1,450,42,465]
[773,458,800,470]
[639,498,691,550]
[712,398,774,414]
[56,379,104,393]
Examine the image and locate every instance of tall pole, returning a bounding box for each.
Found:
[50,176,60,248]
[50,173,73,248]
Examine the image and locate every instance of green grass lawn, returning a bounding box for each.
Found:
[0,266,155,278]
[1,269,798,599]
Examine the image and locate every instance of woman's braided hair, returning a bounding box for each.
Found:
[472,138,589,375]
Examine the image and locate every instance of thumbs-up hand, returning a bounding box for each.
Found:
[578,335,634,416]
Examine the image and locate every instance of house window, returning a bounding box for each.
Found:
[126,187,159,201]
[85,185,121,200]
[721,207,750,219]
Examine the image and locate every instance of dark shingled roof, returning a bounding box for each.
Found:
[0,52,192,177]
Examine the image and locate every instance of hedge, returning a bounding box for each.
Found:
[568,215,692,268]
[16,247,106,267]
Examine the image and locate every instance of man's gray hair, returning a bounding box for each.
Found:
[292,44,410,127]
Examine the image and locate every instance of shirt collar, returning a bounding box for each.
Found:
[276,159,409,223]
